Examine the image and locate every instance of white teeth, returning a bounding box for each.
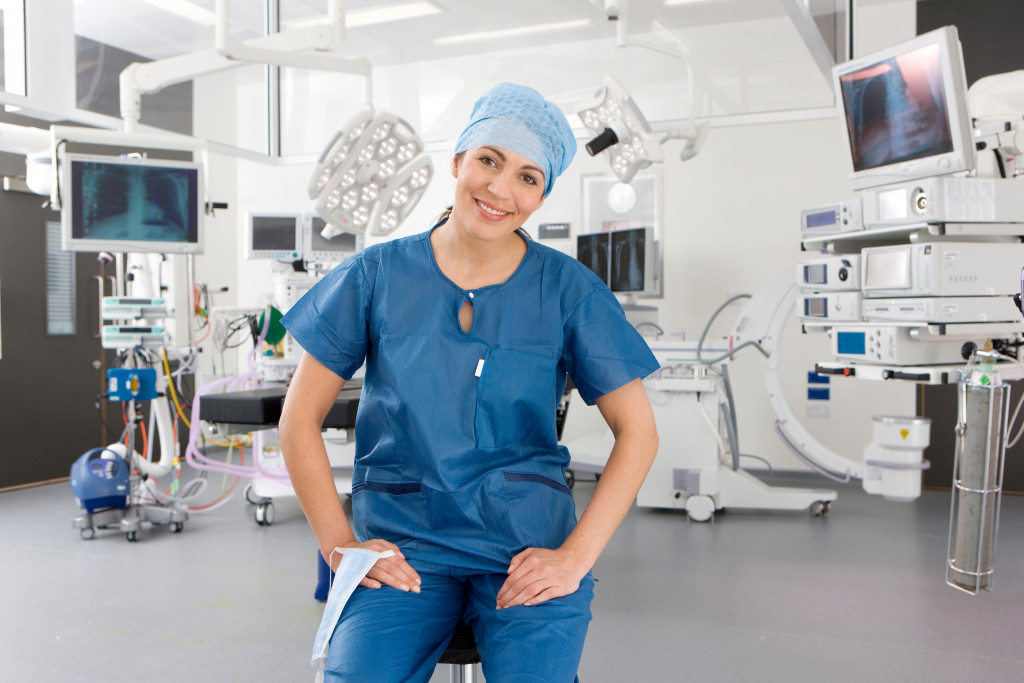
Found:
[477,200,508,216]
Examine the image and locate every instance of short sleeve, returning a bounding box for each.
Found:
[280,253,377,380]
[562,285,661,405]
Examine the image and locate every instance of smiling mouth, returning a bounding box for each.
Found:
[476,199,509,217]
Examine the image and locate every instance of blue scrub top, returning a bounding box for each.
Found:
[282,223,660,573]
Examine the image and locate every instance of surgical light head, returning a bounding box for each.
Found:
[308,109,433,238]
[454,82,577,197]
[576,74,665,184]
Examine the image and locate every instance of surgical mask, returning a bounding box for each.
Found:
[312,547,395,682]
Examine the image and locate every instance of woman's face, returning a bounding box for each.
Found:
[449,145,545,243]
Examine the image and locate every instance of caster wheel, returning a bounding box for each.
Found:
[255,502,276,526]
[80,527,95,540]
[565,469,575,489]
[685,495,716,523]
[126,531,138,542]
[811,501,831,517]
[170,522,183,533]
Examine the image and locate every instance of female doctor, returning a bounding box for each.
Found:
[279,82,660,683]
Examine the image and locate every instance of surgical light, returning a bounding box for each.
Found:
[309,109,433,238]
[575,74,665,183]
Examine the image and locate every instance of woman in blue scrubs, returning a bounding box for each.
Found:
[280,82,660,682]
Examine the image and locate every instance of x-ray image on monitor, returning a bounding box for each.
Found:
[576,232,610,286]
[73,161,197,244]
[840,42,953,172]
[610,228,647,293]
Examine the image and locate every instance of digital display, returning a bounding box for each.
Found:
[804,264,828,286]
[836,331,867,355]
[70,159,199,246]
[610,228,647,293]
[864,249,911,289]
[839,43,953,172]
[806,210,838,229]
[251,216,298,251]
[805,297,828,317]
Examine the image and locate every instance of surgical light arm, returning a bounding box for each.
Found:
[119,0,370,133]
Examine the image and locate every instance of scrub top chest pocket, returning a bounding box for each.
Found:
[474,347,560,450]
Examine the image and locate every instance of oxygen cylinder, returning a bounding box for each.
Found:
[947,359,1008,594]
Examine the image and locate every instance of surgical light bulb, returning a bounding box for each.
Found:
[354,206,369,225]
[378,137,397,157]
[341,169,357,189]
[342,189,359,211]
[372,123,392,141]
[378,158,397,180]
[392,185,410,206]
[397,143,418,162]
[361,182,380,203]
[411,168,430,188]
[358,146,374,164]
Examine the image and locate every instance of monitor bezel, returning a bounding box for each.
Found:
[245,212,303,261]
[61,152,204,255]
[832,25,975,191]
[302,214,365,264]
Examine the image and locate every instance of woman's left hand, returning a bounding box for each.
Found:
[495,547,587,609]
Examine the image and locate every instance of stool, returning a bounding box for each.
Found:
[438,620,480,683]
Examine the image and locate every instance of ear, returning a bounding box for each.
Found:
[451,155,459,179]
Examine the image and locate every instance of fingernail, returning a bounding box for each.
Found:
[524,602,532,607]
[400,584,410,592]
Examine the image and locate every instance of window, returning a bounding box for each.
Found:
[45,220,75,335]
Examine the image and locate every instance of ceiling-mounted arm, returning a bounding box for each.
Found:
[120,0,371,133]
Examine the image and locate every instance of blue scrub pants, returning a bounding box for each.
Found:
[323,559,595,682]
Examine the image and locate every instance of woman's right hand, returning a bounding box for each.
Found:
[335,539,422,593]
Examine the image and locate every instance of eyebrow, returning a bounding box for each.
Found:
[481,146,545,178]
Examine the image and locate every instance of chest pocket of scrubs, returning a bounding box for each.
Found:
[475,348,558,449]
[351,481,427,550]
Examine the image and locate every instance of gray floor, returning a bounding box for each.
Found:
[2,469,1022,682]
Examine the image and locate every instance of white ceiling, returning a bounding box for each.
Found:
[73,1,793,65]
[70,0,850,131]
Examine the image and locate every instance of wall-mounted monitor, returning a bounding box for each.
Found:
[833,25,975,190]
[61,153,203,254]
[246,213,302,261]
[303,215,364,264]
[576,232,611,287]
[576,227,659,296]
[610,227,657,294]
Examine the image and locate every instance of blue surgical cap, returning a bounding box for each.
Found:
[454,82,577,197]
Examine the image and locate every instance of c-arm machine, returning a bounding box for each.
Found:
[566,267,930,521]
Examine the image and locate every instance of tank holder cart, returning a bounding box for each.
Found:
[947,368,1009,594]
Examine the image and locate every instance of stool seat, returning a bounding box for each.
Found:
[438,620,480,665]
[438,620,480,682]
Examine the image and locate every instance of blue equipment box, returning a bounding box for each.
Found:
[107,368,159,402]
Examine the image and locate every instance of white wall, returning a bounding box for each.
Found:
[199,0,923,472]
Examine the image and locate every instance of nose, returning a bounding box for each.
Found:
[486,169,514,200]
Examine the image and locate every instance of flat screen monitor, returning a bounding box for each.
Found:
[303,215,364,264]
[576,232,611,287]
[833,25,975,190]
[61,153,203,254]
[610,227,657,294]
[246,213,301,260]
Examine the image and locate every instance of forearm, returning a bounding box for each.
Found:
[280,419,358,561]
[560,426,658,572]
